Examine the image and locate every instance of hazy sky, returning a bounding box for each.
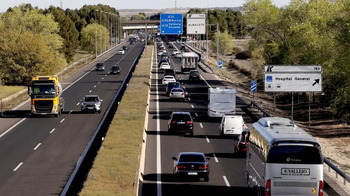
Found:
[1,0,291,12]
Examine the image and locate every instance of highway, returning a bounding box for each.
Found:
[0,42,144,195]
[141,42,337,196]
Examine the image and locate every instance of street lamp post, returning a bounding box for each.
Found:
[95,10,98,58]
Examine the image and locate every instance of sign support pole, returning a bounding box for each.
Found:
[291,93,294,121]
[309,92,311,126]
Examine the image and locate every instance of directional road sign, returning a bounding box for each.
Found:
[218,61,223,68]
[187,13,206,34]
[160,13,183,35]
[264,65,322,92]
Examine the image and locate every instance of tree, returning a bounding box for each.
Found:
[45,6,79,63]
[210,31,235,55]
[0,6,66,85]
[81,23,109,53]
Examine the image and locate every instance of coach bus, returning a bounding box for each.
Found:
[246,117,324,196]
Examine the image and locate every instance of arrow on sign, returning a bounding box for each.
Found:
[312,79,320,86]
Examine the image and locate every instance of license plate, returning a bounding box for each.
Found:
[88,107,94,109]
[177,122,185,124]
[188,172,197,175]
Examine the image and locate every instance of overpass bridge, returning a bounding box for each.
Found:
[122,20,160,31]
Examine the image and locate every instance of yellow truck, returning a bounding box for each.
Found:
[27,76,65,117]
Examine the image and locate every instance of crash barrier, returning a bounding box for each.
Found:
[252,100,350,187]
[60,44,145,196]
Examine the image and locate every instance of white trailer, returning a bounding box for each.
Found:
[207,87,236,117]
[180,52,198,73]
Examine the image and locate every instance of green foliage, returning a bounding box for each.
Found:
[81,24,109,53]
[45,6,79,63]
[210,31,235,55]
[0,6,66,85]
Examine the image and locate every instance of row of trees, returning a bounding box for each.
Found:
[244,0,350,120]
[0,4,119,85]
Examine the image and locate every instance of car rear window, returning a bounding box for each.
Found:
[172,89,183,92]
[267,146,323,164]
[179,154,205,162]
[168,82,180,87]
[172,114,191,121]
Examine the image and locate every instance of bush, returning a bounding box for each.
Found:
[147,40,154,45]
[235,51,251,59]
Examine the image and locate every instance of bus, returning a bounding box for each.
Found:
[246,117,324,196]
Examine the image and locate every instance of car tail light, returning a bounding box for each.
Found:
[199,165,208,169]
[266,179,271,196]
[319,180,323,196]
[170,93,173,95]
[187,121,193,125]
[181,93,184,95]
[177,165,187,169]
[170,121,176,124]
[210,110,216,113]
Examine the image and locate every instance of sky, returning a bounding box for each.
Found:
[1,0,291,13]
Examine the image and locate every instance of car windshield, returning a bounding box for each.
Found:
[32,84,56,95]
[179,154,205,162]
[172,89,183,92]
[85,96,99,102]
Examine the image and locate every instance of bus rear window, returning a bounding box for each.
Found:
[267,146,322,164]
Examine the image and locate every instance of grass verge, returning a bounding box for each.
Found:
[79,46,152,196]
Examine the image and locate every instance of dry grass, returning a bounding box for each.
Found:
[0,85,26,100]
[79,46,152,196]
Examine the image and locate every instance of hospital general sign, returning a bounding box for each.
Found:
[264,65,322,92]
[160,13,183,35]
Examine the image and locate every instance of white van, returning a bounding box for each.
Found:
[219,115,245,136]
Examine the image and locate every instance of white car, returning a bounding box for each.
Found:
[175,52,182,58]
[169,88,185,100]
[172,49,180,56]
[159,62,170,70]
[117,49,125,54]
[162,75,176,85]
[158,50,166,56]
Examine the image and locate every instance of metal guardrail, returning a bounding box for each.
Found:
[251,100,350,187]
[60,45,145,195]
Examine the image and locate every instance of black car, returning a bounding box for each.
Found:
[166,82,180,95]
[109,65,121,75]
[172,152,210,181]
[163,68,176,77]
[168,112,194,136]
[95,63,105,71]
[234,130,250,157]
[122,45,128,50]
[180,45,186,50]
[189,70,200,80]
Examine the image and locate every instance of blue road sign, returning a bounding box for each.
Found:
[251,80,257,92]
[160,14,183,35]
[218,61,223,68]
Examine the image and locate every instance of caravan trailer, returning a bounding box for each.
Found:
[207,87,236,117]
[246,117,324,196]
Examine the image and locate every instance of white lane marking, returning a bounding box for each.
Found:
[102,77,104,80]
[213,153,219,163]
[223,176,231,187]
[206,136,210,143]
[185,91,188,95]
[195,113,198,117]
[50,128,55,134]
[76,102,80,106]
[191,104,194,108]
[33,143,42,150]
[200,75,212,88]
[94,85,97,88]
[155,48,162,196]
[69,110,73,114]
[89,90,92,93]
[200,123,203,128]
[60,119,65,123]
[188,97,191,101]
[98,81,100,83]
[13,162,23,171]
[0,118,26,138]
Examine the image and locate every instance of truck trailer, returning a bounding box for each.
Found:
[28,76,65,117]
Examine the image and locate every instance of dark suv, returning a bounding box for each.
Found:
[164,68,176,77]
[189,70,200,80]
[168,112,194,136]
[166,82,180,95]
[95,63,105,71]
[172,152,209,181]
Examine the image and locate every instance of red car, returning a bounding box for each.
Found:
[234,130,250,157]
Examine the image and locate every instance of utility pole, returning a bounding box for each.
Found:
[216,23,219,65]
[95,10,97,58]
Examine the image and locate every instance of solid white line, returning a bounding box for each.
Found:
[200,123,203,128]
[156,48,162,196]
[0,118,26,138]
[195,113,198,117]
[191,104,194,108]
[13,162,23,171]
[50,128,55,134]
[206,136,210,143]
[33,143,41,150]
[60,119,65,123]
[223,176,231,187]
[213,153,219,163]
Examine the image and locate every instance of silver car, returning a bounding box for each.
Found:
[169,88,185,100]
[81,95,102,113]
